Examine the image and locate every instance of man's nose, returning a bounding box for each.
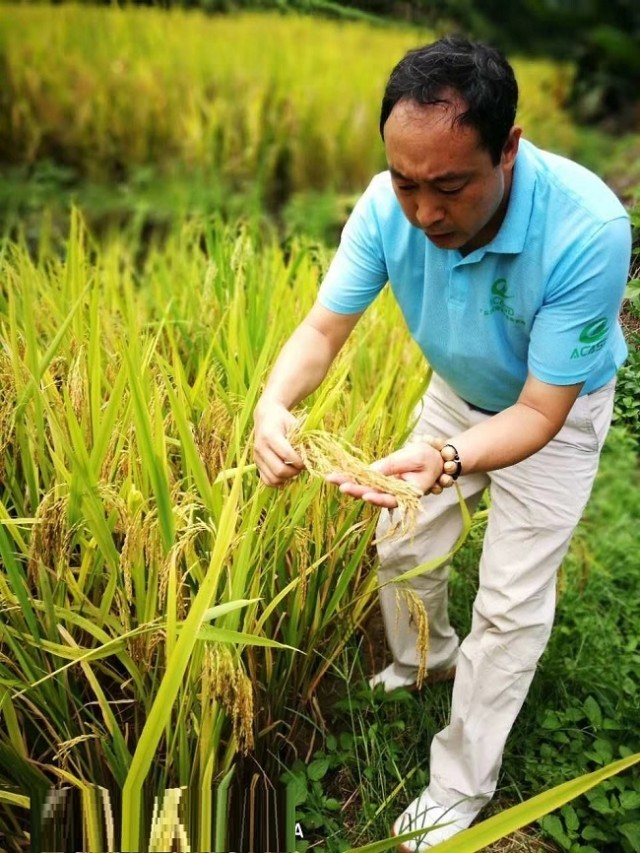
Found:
[415,191,445,229]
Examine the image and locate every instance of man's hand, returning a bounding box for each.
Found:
[325,442,444,508]
[253,398,305,487]
[252,302,362,487]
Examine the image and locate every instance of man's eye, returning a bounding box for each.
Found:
[397,184,417,192]
[438,185,464,195]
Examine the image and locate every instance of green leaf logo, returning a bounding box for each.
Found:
[491,278,510,299]
[579,318,608,344]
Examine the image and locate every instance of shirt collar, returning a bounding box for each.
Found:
[457,139,537,263]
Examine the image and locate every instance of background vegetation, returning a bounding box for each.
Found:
[27,0,638,126]
[1,5,582,239]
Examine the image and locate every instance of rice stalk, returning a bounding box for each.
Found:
[0,348,18,482]
[291,527,312,609]
[53,734,100,769]
[192,400,234,481]
[67,345,87,425]
[401,589,429,689]
[120,457,246,851]
[27,489,72,582]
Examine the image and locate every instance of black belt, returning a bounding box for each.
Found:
[464,399,498,416]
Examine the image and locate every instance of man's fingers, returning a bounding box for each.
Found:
[258,470,285,489]
[269,439,304,470]
[337,481,370,498]
[343,484,398,508]
[327,478,399,509]
[255,446,304,486]
[369,450,422,477]
[252,401,305,486]
[360,490,399,508]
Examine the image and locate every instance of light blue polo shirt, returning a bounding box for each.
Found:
[318,138,631,412]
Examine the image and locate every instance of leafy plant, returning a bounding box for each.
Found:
[509,427,640,851]
[282,740,352,852]
[0,212,428,851]
[613,339,640,443]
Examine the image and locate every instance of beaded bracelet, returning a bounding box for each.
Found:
[434,443,462,492]
[412,435,463,494]
[440,444,462,480]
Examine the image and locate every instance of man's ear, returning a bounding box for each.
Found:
[502,126,522,169]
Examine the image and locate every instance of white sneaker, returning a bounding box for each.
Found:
[392,790,475,851]
[368,662,457,693]
[368,663,417,691]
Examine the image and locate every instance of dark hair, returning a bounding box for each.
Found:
[379,36,518,165]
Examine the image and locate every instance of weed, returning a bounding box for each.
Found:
[613,338,640,444]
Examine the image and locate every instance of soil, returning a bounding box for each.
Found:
[622,306,640,338]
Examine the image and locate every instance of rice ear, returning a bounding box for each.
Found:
[289,422,422,539]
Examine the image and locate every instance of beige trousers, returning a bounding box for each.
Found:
[376,373,615,816]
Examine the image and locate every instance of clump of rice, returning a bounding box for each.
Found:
[289,425,422,539]
[288,423,430,679]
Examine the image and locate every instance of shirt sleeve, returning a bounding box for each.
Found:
[527,215,631,385]
[318,183,389,314]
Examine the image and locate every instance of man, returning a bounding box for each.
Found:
[253,37,631,849]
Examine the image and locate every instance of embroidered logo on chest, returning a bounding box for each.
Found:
[480,278,525,327]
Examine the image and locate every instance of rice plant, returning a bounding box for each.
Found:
[0,6,578,201]
[0,211,430,850]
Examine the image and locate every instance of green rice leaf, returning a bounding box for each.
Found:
[0,790,30,809]
[120,455,246,851]
[196,625,298,650]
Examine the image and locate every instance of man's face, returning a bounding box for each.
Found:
[383,98,520,254]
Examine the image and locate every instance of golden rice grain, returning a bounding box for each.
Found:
[205,645,255,754]
[402,588,429,688]
[290,425,422,539]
